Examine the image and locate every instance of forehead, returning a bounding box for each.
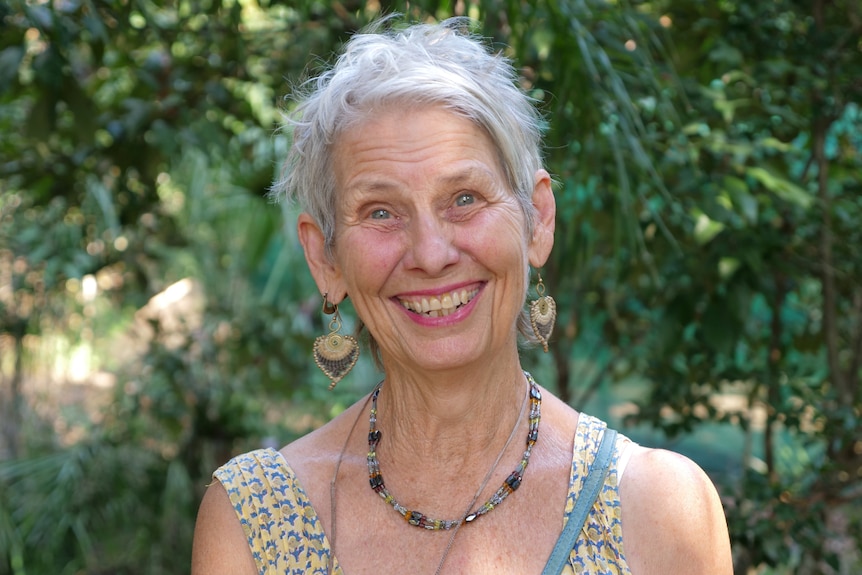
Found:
[331,105,504,188]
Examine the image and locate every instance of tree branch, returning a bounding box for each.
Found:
[811,0,846,402]
[813,112,846,402]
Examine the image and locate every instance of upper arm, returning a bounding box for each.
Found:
[191,481,258,575]
[618,447,733,575]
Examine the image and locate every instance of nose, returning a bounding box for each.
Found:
[403,213,460,275]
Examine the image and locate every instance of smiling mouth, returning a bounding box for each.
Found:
[398,287,480,318]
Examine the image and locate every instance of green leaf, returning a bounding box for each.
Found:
[722,176,759,224]
[708,42,743,66]
[693,210,725,244]
[745,166,813,209]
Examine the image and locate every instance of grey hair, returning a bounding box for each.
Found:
[272,17,546,247]
[272,17,549,358]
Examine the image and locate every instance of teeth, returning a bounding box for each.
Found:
[399,288,479,317]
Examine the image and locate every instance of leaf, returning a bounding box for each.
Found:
[745,166,813,209]
[82,6,109,44]
[722,176,759,224]
[24,3,53,30]
[708,42,743,66]
[86,175,121,237]
[719,257,741,279]
[693,210,725,244]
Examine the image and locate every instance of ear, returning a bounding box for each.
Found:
[297,213,348,303]
[527,169,556,268]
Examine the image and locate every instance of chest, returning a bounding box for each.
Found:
[326,463,570,575]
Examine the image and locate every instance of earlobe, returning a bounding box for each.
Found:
[528,169,556,268]
[297,213,346,300]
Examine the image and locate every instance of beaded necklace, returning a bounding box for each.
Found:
[366,371,542,530]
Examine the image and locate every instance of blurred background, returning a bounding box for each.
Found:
[1,0,860,573]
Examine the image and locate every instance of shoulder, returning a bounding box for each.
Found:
[192,481,258,575]
[191,444,324,575]
[191,440,325,575]
[618,446,733,575]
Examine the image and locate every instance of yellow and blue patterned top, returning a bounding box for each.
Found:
[214,413,632,575]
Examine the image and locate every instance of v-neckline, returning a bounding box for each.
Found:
[265,413,599,575]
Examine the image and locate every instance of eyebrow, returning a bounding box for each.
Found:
[438,165,496,187]
[346,163,497,196]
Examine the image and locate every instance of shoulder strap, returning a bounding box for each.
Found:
[541,428,618,575]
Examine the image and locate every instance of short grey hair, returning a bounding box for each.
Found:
[272,17,548,357]
[272,17,546,248]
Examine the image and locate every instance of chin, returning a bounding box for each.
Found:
[400,339,499,373]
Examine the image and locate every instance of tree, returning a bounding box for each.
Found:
[0,1,362,571]
[617,1,862,571]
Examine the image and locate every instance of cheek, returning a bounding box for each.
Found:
[463,210,530,263]
[336,230,404,290]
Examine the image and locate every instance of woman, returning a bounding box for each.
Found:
[192,18,732,575]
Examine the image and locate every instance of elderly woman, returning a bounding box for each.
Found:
[192,18,732,575]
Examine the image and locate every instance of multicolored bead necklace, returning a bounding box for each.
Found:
[366,371,542,530]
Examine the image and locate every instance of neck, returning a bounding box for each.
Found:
[374,352,528,461]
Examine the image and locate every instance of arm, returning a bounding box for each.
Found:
[619,447,733,575]
[191,482,259,575]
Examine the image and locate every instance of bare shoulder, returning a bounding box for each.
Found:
[190,396,371,574]
[191,481,257,575]
[619,445,733,575]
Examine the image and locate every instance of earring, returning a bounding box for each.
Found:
[313,294,359,390]
[529,272,556,353]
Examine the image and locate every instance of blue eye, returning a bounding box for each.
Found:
[455,193,475,207]
[370,209,390,220]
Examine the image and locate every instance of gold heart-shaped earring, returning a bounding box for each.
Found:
[313,293,359,390]
[529,272,556,352]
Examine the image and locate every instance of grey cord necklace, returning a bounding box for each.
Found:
[327,376,531,575]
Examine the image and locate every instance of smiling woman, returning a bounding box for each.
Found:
[308,105,545,374]
[191,17,733,575]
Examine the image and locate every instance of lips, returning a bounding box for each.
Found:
[397,287,480,318]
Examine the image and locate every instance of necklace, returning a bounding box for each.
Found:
[367,371,542,530]
[328,372,539,575]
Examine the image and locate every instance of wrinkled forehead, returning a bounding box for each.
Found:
[330,99,511,187]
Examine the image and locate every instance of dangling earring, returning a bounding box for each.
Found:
[529,272,556,353]
[313,293,359,390]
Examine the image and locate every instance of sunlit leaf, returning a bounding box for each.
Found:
[746,166,814,209]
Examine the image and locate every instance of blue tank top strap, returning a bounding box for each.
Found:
[541,426,618,575]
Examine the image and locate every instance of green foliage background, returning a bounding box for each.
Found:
[1,1,860,573]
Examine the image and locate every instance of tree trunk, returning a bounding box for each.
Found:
[813,114,846,403]
[4,329,24,459]
[764,272,785,481]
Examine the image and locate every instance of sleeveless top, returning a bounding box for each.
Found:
[213,413,633,575]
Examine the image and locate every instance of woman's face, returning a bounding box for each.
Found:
[299,105,554,373]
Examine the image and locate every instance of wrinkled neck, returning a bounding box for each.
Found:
[372,357,529,467]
